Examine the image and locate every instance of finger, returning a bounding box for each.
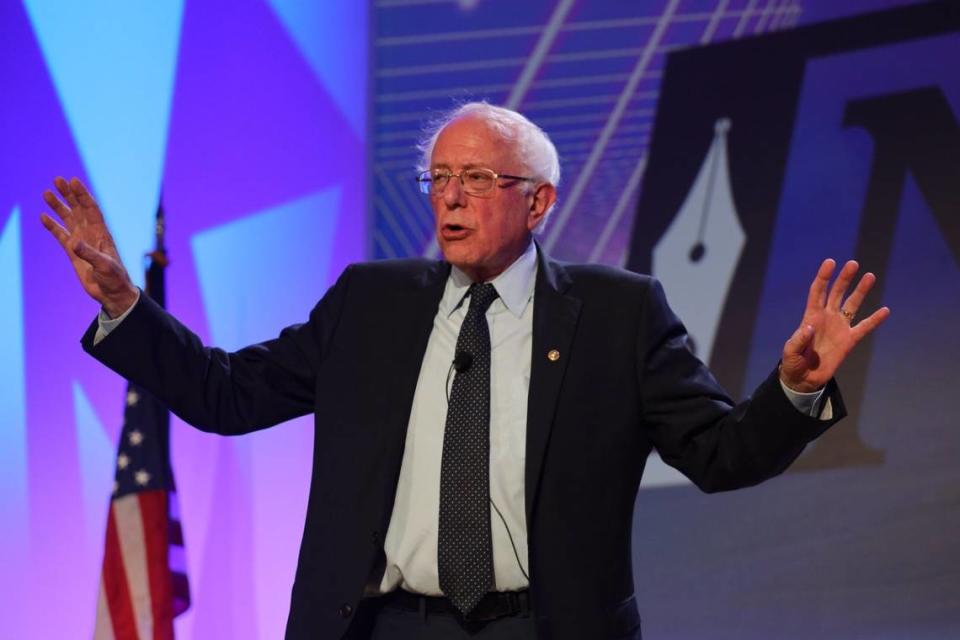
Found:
[70,177,108,225]
[840,271,877,317]
[851,306,891,342]
[806,258,835,312]
[40,213,71,249]
[783,323,815,358]
[55,176,80,208]
[42,189,73,223]
[826,260,859,310]
[70,177,95,207]
[70,237,113,271]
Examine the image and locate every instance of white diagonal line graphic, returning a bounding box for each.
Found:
[588,155,648,263]
[375,166,426,233]
[544,0,681,251]
[700,0,731,44]
[754,0,779,33]
[374,230,398,259]
[734,0,759,38]
[771,0,798,30]
[505,0,575,109]
[375,197,418,256]
[390,169,436,235]
[586,0,742,263]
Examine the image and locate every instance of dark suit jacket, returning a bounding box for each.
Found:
[82,249,844,640]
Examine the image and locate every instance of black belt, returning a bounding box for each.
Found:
[381,589,531,622]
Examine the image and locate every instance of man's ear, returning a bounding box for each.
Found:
[527,183,557,231]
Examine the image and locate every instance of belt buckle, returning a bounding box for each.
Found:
[463,591,523,623]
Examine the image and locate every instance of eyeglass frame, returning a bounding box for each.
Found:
[415,167,536,197]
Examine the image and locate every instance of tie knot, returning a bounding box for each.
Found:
[467,283,499,314]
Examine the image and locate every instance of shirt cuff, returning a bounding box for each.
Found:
[93,290,141,345]
[779,379,829,420]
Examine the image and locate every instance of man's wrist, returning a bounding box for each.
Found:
[778,364,824,394]
[94,289,141,346]
[780,378,823,394]
[102,287,139,319]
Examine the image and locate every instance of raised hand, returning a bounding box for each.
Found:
[780,259,891,393]
[40,177,138,318]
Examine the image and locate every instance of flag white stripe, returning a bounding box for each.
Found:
[114,495,155,640]
[93,578,116,640]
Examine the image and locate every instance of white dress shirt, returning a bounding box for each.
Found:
[377,240,539,595]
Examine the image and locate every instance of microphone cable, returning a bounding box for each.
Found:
[490,497,530,581]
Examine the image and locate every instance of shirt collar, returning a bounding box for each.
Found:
[440,239,538,319]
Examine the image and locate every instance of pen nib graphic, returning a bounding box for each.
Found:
[653,118,746,365]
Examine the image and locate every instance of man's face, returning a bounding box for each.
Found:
[429,116,554,282]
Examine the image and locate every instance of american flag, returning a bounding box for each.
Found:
[94,201,190,639]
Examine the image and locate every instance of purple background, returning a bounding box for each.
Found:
[1,1,366,637]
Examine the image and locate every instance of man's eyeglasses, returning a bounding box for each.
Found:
[416,168,534,197]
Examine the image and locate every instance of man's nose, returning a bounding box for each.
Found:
[442,176,466,207]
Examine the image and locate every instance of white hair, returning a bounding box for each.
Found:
[416,102,561,189]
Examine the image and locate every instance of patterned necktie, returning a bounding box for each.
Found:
[438,282,499,616]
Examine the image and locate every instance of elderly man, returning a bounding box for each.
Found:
[41,102,888,640]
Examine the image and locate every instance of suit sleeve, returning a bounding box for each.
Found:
[637,278,846,493]
[80,265,355,435]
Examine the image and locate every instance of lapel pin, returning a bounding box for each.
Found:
[547,349,560,362]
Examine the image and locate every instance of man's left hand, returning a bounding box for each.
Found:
[780,259,891,393]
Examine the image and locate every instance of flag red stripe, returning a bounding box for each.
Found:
[102,506,139,639]
[138,491,174,640]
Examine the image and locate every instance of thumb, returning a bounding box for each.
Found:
[72,239,111,271]
[784,324,814,358]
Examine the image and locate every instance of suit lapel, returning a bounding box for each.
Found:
[385,261,450,439]
[525,250,581,525]
[371,260,450,523]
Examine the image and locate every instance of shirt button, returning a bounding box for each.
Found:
[338,603,353,618]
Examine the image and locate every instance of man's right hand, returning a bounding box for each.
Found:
[40,176,138,318]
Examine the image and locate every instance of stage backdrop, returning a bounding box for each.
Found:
[3,1,955,639]
[0,1,366,638]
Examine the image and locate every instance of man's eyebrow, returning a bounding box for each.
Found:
[429,162,488,171]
